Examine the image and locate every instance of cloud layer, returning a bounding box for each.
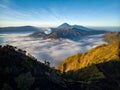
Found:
[0,33,107,66]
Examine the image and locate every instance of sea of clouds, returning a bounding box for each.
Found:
[0,33,107,66]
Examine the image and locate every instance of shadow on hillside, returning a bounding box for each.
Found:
[62,60,120,90]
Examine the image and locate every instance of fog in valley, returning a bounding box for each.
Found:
[0,33,107,66]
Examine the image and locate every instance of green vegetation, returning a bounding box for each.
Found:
[21,60,32,71]
[15,72,34,90]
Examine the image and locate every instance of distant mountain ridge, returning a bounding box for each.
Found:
[0,26,39,33]
[31,23,107,40]
[58,23,93,31]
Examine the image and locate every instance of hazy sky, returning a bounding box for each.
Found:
[0,0,120,27]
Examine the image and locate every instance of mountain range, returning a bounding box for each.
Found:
[31,23,107,40]
[0,26,39,33]
[58,23,93,31]
[0,23,107,40]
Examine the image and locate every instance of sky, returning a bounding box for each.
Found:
[0,0,120,27]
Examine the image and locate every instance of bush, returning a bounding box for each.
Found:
[15,72,35,90]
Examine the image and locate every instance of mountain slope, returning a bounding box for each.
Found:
[58,23,72,28]
[104,32,120,43]
[0,45,66,90]
[57,41,120,82]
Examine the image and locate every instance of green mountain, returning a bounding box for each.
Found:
[57,41,120,84]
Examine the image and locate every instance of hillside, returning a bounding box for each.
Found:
[57,41,120,84]
[0,45,67,90]
[103,32,120,43]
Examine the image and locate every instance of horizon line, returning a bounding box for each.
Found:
[0,24,120,28]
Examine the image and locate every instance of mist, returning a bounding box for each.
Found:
[0,33,107,66]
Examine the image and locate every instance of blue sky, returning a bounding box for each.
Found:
[0,0,120,27]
